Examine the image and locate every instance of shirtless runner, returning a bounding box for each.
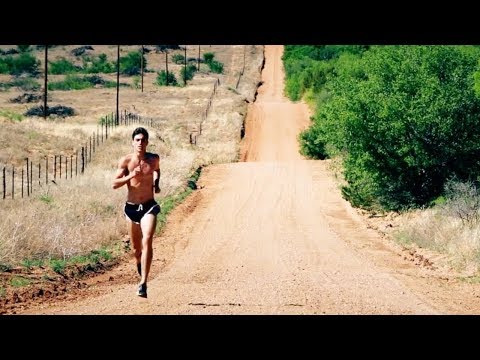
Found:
[112,127,160,298]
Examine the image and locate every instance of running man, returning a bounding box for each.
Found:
[112,127,160,298]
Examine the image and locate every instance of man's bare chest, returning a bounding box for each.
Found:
[128,158,154,175]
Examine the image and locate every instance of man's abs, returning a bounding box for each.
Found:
[126,181,154,203]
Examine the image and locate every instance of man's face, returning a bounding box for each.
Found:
[133,134,148,152]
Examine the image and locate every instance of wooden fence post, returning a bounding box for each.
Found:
[81,147,85,173]
[30,160,33,195]
[2,166,5,199]
[26,158,29,197]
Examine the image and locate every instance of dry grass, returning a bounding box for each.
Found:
[0,45,264,267]
[395,208,480,275]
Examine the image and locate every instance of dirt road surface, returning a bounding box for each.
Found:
[21,45,480,315]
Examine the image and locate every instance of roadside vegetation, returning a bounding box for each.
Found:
[0,45,255,307]
[283,45,480,273]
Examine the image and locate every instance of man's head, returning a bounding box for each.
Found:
[132,127,149,141]
[132,127,149,153]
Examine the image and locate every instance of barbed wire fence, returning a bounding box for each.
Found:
[1,110,152,201]
[235,45,247,90]
[2,46,248,200]
[189,77,220,146]
[1,74,222,200]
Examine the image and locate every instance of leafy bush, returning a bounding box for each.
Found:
[155,45,181,52]
[203,52,215,63]
[180,64,197,82]
[0,77,41,91]
[82,53,114,73]
[172,54,185,64]
[0,53,40,76]
[12,53,40,76]
[156,70,177,86]
[299,125,328,159]
[0,62,8,74]
[49,58,79,74]
[17,45,31,53]
[199,52,223,74]
[120,51,146,76]
[208,60,223,74]
[48,75,94,90]
[10,77,40,91]
[47,74,123,90]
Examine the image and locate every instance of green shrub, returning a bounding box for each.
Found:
[172,54,185,64]
[208,60,223,74]
[0,61,8,74]
[17,45,31,53]
[203,52,215,64]
[120,51,146,76]
[180,64,197,82]
[298,125,327,159]
[49,259,66,274]
[49,58,79,74]
[83,53,114,73]
[48,75,94,90]
[0,53,40,76]
[10,77,40,91]
[156,70,177,86]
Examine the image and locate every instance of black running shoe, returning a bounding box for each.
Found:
[137,283,147,298]
[137,263,141,277]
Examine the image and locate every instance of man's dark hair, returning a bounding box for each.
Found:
[132,127,149,140]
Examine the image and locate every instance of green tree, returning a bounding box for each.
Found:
[307,46,480,210]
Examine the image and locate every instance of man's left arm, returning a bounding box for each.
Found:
[153,154,160,193]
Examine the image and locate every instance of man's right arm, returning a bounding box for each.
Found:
[112,157,134,189]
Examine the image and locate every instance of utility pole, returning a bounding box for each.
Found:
[165,50,169,86]
[197,45,201,71]
[44,45,48,118]
[184,45,187,86]
[141,45,144,92]
[116,45,120,125]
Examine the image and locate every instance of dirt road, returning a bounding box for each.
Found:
[22,45,480,315]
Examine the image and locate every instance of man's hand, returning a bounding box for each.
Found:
[131,165,142,178]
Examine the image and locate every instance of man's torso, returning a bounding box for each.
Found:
[126,152,158,203]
